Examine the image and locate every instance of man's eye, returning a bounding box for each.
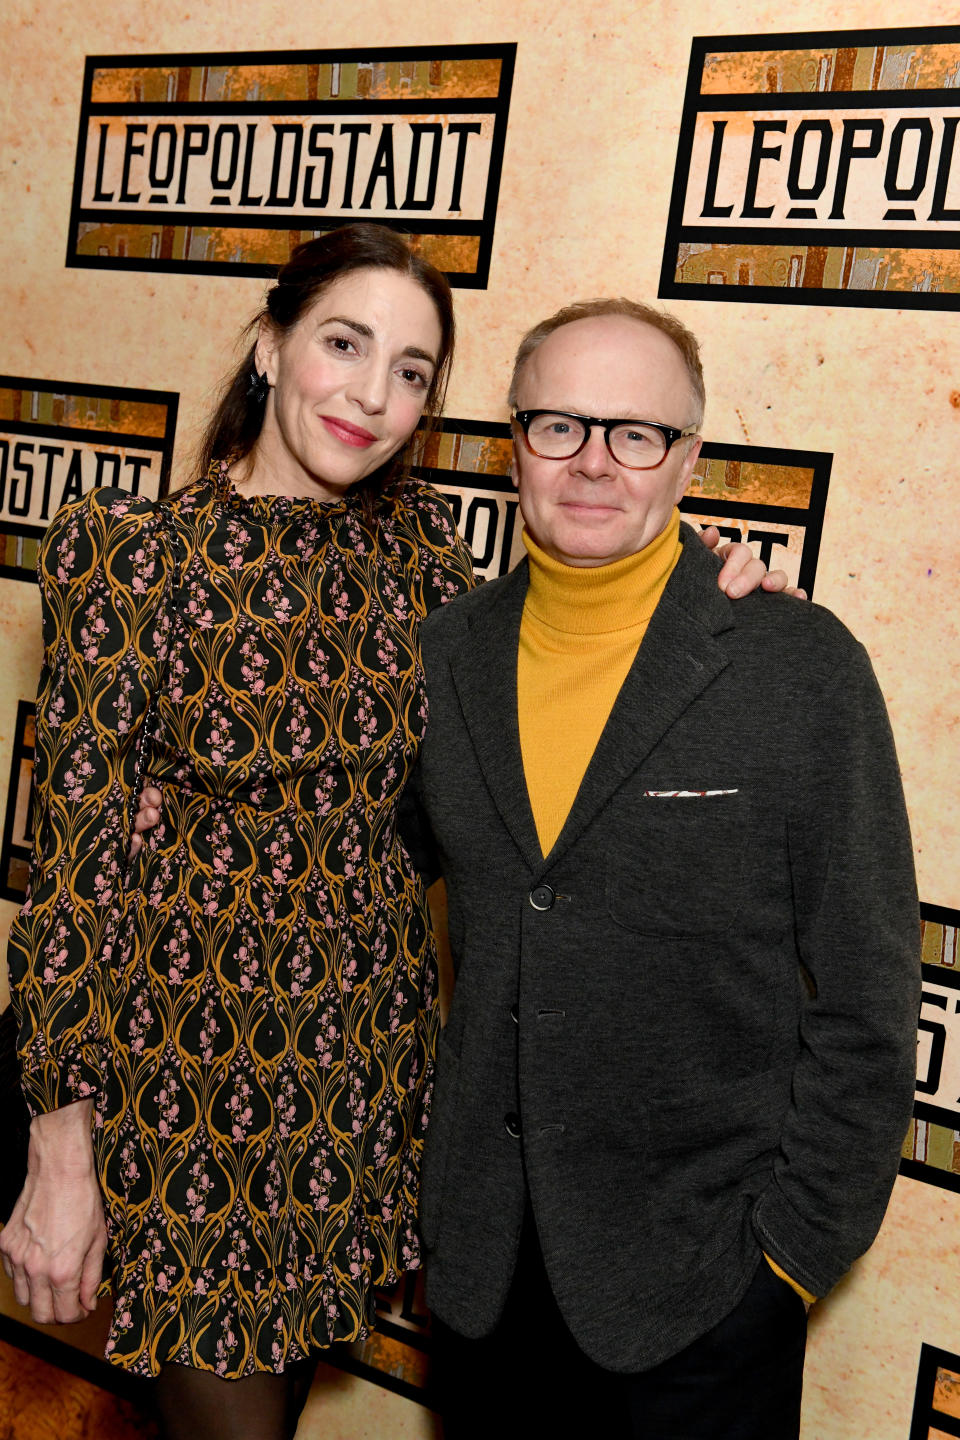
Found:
[547,422,571,435]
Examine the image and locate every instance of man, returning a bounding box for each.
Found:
[412,300,920,1438]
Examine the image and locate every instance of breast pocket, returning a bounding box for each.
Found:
[606,786,745,936]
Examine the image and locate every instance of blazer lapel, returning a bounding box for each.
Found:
[545,537,733,868]
[449,561,544,873]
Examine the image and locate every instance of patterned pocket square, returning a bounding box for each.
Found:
[643,789,739,798]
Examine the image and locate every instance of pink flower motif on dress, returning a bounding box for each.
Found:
[79,595,109,662]
[263,581,293,623]
[186,1157,213,1222]
[286,693,312,760]
[264,824,294,887]
[203,702,236,766]
[127,991,154,1055]
[227,1071,255,1142]
[199,995,221,1064]
[64,740,96,802]
[224,524,252,570]
[155,1067,181,1139]
[185,581,214,629]
[163,914,191,984]
[240,634,269,695]
[236,934,261,992]
[331,582,351,622]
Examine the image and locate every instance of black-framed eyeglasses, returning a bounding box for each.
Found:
[512,409,699,470]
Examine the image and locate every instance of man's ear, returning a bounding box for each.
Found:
[673,435,702,505]
[509,418,523,490]
[254,319,281,386]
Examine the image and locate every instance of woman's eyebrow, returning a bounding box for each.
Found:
[322,314,374,338]
[321,315,436,368]
[403,346,438,367]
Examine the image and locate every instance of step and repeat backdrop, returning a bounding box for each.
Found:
[1,5,958,1439]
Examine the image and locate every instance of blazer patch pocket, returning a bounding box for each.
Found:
[606,787,745,936]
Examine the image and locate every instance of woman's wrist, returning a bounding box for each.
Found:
[28,1100,96,1172]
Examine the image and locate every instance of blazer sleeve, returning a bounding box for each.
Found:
[6,489,170,1116]
[752,639,921,1296]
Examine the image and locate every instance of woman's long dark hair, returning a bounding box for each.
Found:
[197,224,455,503]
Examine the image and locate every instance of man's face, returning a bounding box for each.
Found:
[511,315,703,568]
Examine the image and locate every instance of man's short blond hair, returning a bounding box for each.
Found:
[508,298,705,428]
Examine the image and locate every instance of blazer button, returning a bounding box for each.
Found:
[529,883,555,911]
[504,1112,521,1138]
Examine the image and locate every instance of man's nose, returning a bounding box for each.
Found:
[572,424,616,479]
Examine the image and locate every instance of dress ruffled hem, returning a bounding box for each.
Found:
[104,1242,421,1378]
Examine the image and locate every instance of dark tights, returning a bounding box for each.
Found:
[155,1358,317,1440]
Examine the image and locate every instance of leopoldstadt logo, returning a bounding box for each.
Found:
[0,375,177,583]
[660,26,960,310]
[68,45,515,286]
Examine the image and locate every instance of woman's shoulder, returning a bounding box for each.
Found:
[40,487,166,587]
[380,478,462,546]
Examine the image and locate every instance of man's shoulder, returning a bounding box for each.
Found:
[675,530,864,670]
[422,566,522,639]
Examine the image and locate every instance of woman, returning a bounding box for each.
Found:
[1,224,783,1439]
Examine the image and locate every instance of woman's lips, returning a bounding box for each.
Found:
[320,415,377,448]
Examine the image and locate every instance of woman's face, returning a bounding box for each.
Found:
[252,266,443,500]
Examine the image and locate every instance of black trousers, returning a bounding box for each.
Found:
[432,1213,807,1440]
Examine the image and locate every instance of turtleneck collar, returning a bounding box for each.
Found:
[521,510,682,636]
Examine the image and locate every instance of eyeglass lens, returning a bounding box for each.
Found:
[525,413,669,467]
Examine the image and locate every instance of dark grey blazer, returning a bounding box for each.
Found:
[412,526,920,1372]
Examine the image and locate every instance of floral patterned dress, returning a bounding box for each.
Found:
[7,465,474,1378]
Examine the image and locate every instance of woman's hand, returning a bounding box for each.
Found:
[699,524,808,600]
[0,1100,107,1324]
[127,784,163,862]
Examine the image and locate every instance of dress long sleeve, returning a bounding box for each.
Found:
[7,489,169,1115]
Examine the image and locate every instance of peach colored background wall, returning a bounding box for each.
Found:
[1,1,958,1436]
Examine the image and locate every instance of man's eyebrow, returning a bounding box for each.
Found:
[320,315,437,368]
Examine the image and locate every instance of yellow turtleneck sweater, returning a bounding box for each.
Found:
[515,510,816,1309]
[517,511,681,858]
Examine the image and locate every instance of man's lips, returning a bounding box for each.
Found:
[320,415,378,448]
[558,499,621,515]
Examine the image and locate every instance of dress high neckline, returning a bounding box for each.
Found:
[208,458,359,518]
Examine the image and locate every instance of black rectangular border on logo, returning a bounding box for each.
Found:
[909,1341,960,1440]
[901,900,960,1196]
[66,44,516,289]
[0,374,178,582]
[659,25,960,312]
[0,700,35,904]
[678,439,829,598]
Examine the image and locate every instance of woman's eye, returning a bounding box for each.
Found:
[399,367,429,388]
[326,335,357,354]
